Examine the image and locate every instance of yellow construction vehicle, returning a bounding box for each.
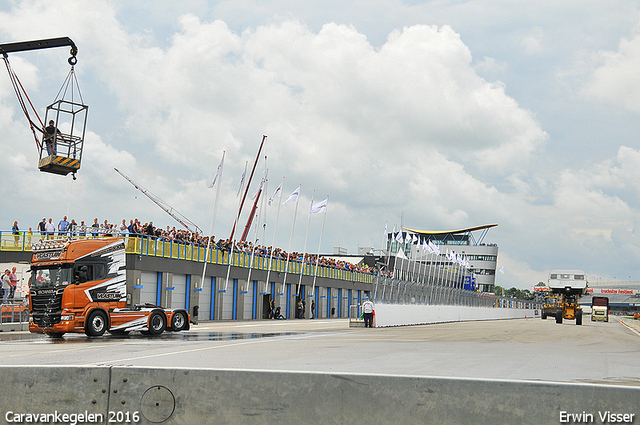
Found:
[547,269,587,325]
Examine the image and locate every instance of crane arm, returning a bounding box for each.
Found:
[115,168,203,235]
[0,37,78,65]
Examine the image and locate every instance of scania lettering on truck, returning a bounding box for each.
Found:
[28,238,189,337]
[591,296,609,322]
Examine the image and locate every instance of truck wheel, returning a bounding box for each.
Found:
[143,311,166,336]
[86,310,108,337]
[576,310,582,326]
[555,309,563,324]
[171,311,187,331]
[541,312,546,320]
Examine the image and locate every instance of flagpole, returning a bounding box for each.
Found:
[382,224,396,304]
[427,242,439,304]
[311,196,328,297]
[428,248,437,304]
[200,151,224,290]
[416,239,426,303]
[390,247,398,303]
[230,135,267,240]
[427,247,435,304]
[246,173,267,293]
[225,163,248,292]
[265,178,284,295]
[297,190,314,296]
[410,234,418,286]
[374,221,388,302]
[282,184,301,294]
[224,240,235,292]
[446,251,454,304]
[435,251,444,304]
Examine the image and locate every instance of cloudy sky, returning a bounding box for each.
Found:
[2,0,640,290]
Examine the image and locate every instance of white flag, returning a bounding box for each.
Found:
[252,176,267,199]
[268,181,283,206]
[309,198,328,218]
[237,162,248,197]
[395,232,404,243]
[208,151,225,188]
[412,234,418,244]
[283,186,300,205]
[499,266,505,275]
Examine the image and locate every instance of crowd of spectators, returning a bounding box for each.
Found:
[10,217,389,277]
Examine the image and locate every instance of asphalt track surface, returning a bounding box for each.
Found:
[1,317,639,386]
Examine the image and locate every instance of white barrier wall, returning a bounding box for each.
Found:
[374,304,536,327]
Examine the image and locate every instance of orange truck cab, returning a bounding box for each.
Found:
[28,238,189,337]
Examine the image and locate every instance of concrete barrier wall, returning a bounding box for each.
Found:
[620,317,640,335]
[1,366,638,425]
[374,304,536,327]
[0,322,28,332]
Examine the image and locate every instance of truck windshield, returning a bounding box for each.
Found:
[29,266,74,289]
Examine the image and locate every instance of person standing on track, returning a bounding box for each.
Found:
[362,296,375,328]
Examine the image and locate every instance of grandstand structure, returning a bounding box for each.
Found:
[386,224,499,293]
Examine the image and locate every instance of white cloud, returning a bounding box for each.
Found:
[521,26,544,55]
[474,56,507,76]
[583,14,640,112]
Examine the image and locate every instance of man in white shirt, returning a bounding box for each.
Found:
[1,270,11,304]
[362,296,375,328]
[44,218,56,236]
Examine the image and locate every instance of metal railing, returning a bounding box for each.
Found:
[1,301,29,324]
[0,231,375,285]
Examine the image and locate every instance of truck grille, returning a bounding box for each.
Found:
[31,288,64,327]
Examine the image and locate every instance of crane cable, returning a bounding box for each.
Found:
[2,54,45,151]
[53,65,84,107]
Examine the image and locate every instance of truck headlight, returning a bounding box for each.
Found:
[61,315,74,321]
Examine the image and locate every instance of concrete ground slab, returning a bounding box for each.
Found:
[1,317,638,386]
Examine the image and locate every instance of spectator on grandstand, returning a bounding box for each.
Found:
[12,221,20,246]
[91,218,99,236]
[78,220,86,236]
[45,218,56,235]
[119,219,128,236]
[37,218,46,235]
[58,216,70,234]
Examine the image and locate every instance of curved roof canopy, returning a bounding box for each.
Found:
[403,224,498,235]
